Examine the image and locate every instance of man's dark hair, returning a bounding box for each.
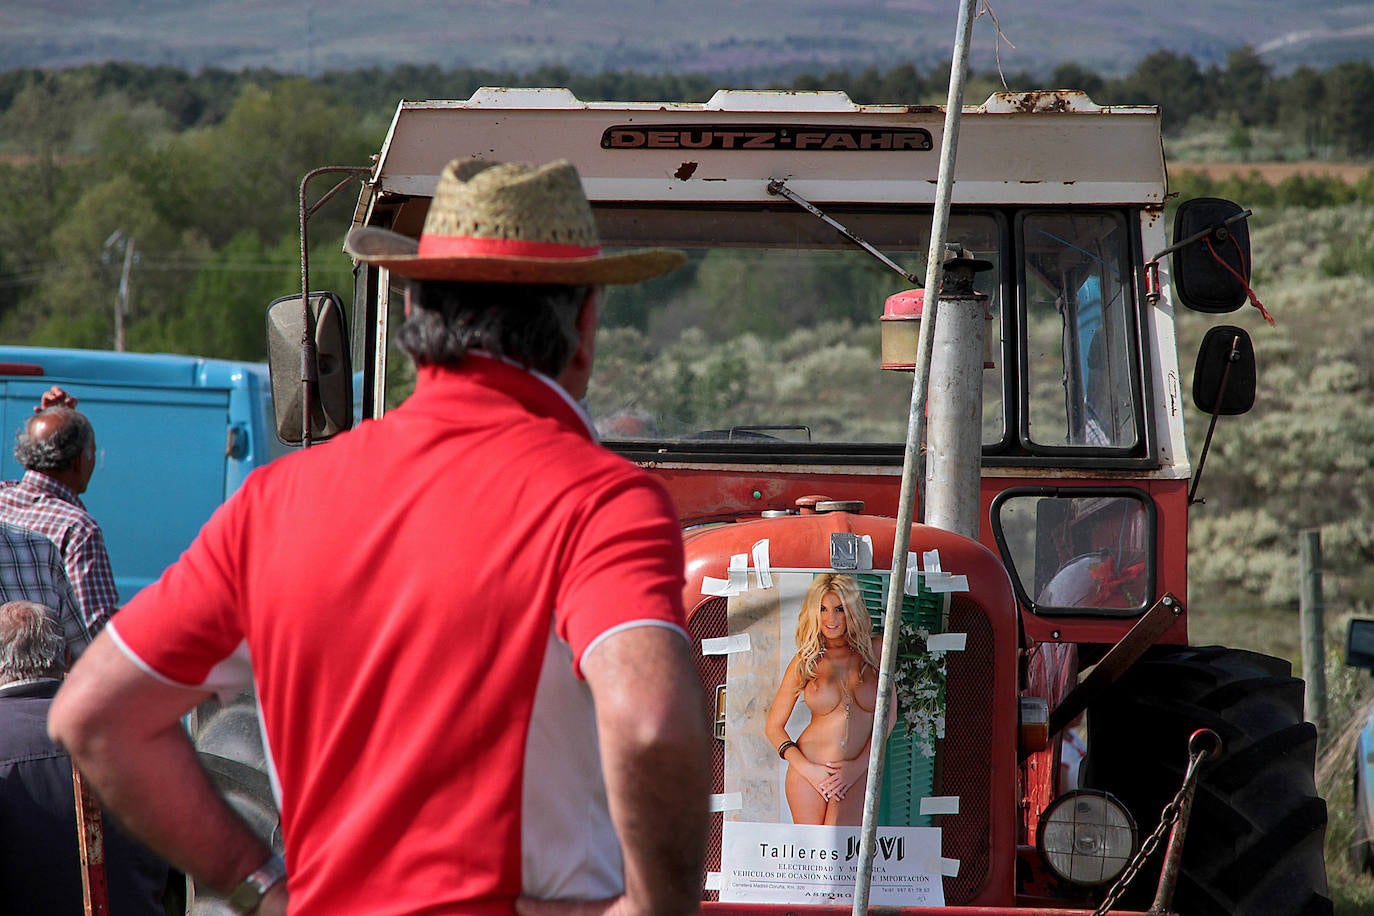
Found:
[14,408,94,473]
[396,281,591,377]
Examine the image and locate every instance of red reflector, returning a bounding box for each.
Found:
[0,363,44,376]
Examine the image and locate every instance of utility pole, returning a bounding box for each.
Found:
[103,230,135,352]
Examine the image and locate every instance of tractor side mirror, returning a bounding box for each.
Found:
[1171,197,1252,313]
[1346,618,1374,670]
[1192,325,1256,416]
[266,291,353,445]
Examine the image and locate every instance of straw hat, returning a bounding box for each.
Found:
[345,159,684,284]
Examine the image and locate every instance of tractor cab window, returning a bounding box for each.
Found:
[991,488,1155,617]
[1021,212,1140,452]
[589,206,1005,452]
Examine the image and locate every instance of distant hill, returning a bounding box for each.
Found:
[1,0,1371,79]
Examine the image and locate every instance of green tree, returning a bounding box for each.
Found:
[1276,66,1328,157]
[3,173,178,348]
[1050,63,1104,100]
[1324,62,1374,157]
[0,159,86,321]
[1218,46,1275,129]
[1113,50,1208,134]
[136,233,275,359]
[165,80,378,249]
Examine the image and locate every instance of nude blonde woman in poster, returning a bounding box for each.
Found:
[765,573,892,826]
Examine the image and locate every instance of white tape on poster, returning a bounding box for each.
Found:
[702,576,740,597]
[924,573,969,593]
[701,635,752,656]
[752,539,774,589]
[858,534,874,571]
[729,553,749,591]
[711,793,744,812]
[904,570,968,595]
[702,553,753,597]
[918,795,961,816]
[925,633,967,653]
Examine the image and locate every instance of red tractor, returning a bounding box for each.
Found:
[240,87,1327,915]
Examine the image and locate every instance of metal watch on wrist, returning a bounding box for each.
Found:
[227,851,286,914]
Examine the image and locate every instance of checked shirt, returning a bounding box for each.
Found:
[0,521,89,653]
[0,471,118,636]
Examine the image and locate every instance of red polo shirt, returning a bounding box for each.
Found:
[110,355,688,915]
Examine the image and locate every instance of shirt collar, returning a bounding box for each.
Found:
[0,678,62,699]
[410,353,599,442]
[21,470,84,507]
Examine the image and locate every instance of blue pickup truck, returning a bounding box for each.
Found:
[0,346,290,602]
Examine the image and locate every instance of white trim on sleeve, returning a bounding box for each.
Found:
[578,619,691,677]
[106,623,253,702]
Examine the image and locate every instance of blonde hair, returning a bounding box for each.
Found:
[794,573,877,685]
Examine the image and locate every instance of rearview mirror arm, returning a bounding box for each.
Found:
[297,166,371,447]
[1148,208,1254,266]
[1186,331,1241,506]
[1144,208,1254,306]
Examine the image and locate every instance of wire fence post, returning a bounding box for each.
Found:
[1299,528,1327,737]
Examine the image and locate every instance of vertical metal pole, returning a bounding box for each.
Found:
[299,174,316,449]
[115,237,134,353]
[294,166,370,443]
[1299,529,1327,734]
[373,268,392,420]
[851,1,979,912]
[924,265,988,539]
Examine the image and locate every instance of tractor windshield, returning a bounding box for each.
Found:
[377,204,1143,463]
[586,204,1142,461]
[590,205,1004,449]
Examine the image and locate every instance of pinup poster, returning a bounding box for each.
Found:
[714,569,946,906]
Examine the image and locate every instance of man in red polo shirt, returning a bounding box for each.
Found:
[50,159,710,916]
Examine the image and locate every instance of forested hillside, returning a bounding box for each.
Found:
[8,0,1370,80]
[0,55,1370,627]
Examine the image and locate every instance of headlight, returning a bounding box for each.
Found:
[1037,789,1137,887]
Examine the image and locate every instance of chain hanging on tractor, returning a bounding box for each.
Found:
[1091,728,1223,915]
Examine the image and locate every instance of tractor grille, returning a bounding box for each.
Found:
[688,594,996,906]
[690,596,728,903]
[939,595,996,903]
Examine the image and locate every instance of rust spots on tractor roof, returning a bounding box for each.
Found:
[992,90,1094,114]
[675,161,699,181]
[1010,91,1074,113]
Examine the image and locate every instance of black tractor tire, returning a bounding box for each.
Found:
[1084,645,1331,916]
[185,691,282,915]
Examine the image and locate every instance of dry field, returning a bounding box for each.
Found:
[1173,161,1372,184]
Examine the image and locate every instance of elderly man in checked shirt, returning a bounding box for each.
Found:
[0,387,117,639]
[0,521,88,658]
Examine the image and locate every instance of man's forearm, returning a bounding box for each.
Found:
[588,629,710,915]
[72,720,273,894]
[49,635,273,897]
[601,713,709,913]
